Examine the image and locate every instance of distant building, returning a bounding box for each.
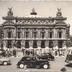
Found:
[1,8,70,51]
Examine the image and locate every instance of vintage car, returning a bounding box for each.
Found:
[17,56,50,69]
[65,48,72,64]
[37,53,55,61]
[65,54,72,64]
[0,56,11,65]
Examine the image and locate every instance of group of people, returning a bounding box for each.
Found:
[0,47,66,57]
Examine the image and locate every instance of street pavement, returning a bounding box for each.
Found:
[0,56,72,72]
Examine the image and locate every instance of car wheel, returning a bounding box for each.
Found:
[3,62,8,65]
[43,64,48,69]
[19,64,24,69]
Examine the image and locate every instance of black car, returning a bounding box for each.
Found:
[37,53,55,61]
[65,54,72,63]
[17,56,50,69]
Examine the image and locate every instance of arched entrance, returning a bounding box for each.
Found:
[58,40,63,48]
[25,40,29,48]
[41,40,45,48]
[49,40,53,48]
[16,40,21,48]
[33,40,37,48]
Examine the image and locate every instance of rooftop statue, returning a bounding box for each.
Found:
[30,8,37,15]
[7,7,13,16]
[56,8,62,17]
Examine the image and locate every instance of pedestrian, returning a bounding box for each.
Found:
[13,49,16,57]
[22,48,25,56]
[55,50,57,56]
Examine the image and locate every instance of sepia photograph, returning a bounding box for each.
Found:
[0,0,72,72]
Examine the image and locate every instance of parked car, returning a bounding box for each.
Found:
[65,54,72,63]
[17,56,50,69]
[0,56,11,65]
[65,49,72,64]
[37,53,55,61]
[0,49,5,56]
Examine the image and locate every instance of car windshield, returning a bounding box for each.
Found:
[21,57,31,61]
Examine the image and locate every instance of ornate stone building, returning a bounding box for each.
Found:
[1,8,70,52]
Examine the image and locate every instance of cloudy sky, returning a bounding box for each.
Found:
[0,0,72,35]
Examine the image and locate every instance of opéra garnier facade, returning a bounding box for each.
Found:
[2,8,70,50]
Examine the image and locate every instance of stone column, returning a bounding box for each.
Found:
[45,29,48,38]
[37,40,42,55]
[45,40,49,49]
[53,40,58,50]
[3,40,7,50]
[29,40,33,49]
[20,29,24,38]
[45,40,49,53]
[62,41,66,49]
[37,41,41,49]
[21,40,25,49]
[5,30,8,38]
[12,40,15,48]
[4,29,7,38]
[62,29,66,39]
[13,28,16,38]
[37,29,40,38]
[29,29,32,38]
[21,40,25,56]
[54,29,57,38]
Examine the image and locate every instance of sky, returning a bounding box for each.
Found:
[0,0,72,35]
